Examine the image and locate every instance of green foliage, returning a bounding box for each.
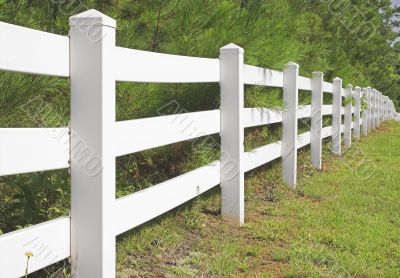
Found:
[344,95,355,107]
[0,170,70,233]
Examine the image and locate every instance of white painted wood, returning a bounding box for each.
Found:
[386,96,390,121]
[387,100,390,119]
[0,217,70,278]
[372,89,378,129]
[390,101,393,119]
[69,10,116,277]
[0,22,69,77]
[385,97,387,121]
[115,46,219,83]
[383,97,386,121]
[243,65,283,87]
[219,43,244,225]
[323,81,333,93]
[386,97,389,121]
[380,93,383,124]
[298,105,312,118]
[361,88,368,136]
[244,142,282,172]
[367,88,373,131]
[298,131,311,149]
[376,92,380,127]
[332,78,342,155]
[384,96,387,121]
[114,105,323,157]
[245,104,332,129]
[344,85,352,147]
[378,92,382,126]
[244,131,313,172]
[244,130,317,172]
[282,62,299,187]
[114,110,220,156]
[322,105,333,115]
[384,96,386,120]
[115,161,220,235]
[0,128,69,176]
[374,89,378,128]
[322,126,332,138]
[311,71,323,169]
[243,108,282,127]
[298,76,312,91]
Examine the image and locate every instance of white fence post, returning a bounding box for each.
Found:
[371,89,376,130]
[367,87,372,132]
[391,100,395,119]
[386,96,390,121]
[377,91,380,127]
[219,43,244,225]
[383,96,385,121]
[385,96,388,121]
[332,77,342,155]
[382,94,384,121]
[361,88,368,136]
[311,71,323,169]
[382,95,384,121]
[378,91,381,126]
[69,10,116,277]
[282,62,299,187]
[374,89,379,129]
[354,86,361,140]
[344,84,352,147]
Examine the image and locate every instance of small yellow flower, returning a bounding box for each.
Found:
[25,251,33,258]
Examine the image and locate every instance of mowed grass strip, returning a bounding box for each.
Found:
[116,121,400,277]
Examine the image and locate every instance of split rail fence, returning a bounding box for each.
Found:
[0,9,398,278]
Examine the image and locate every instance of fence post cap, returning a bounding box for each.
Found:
[220,43,244,54]
[354,86,361,89]
[285,61,299,69]
[312,71,323,77]
[346,84,353,88]
[333,77,342,82]
[69,9,116,28]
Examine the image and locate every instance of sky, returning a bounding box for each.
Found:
[393,0,400,7]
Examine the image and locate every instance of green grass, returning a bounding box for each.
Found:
[115,121,400,277]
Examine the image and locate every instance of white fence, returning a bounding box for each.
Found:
[0,9,398,278]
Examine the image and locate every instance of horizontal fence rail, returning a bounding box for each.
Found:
[0,9,398,278]
[0,128,69,176]
[0,22,69,77]
[0,217,70,278]
[115,46,220,83]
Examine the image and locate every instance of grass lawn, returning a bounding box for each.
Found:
[116,121,400,277]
